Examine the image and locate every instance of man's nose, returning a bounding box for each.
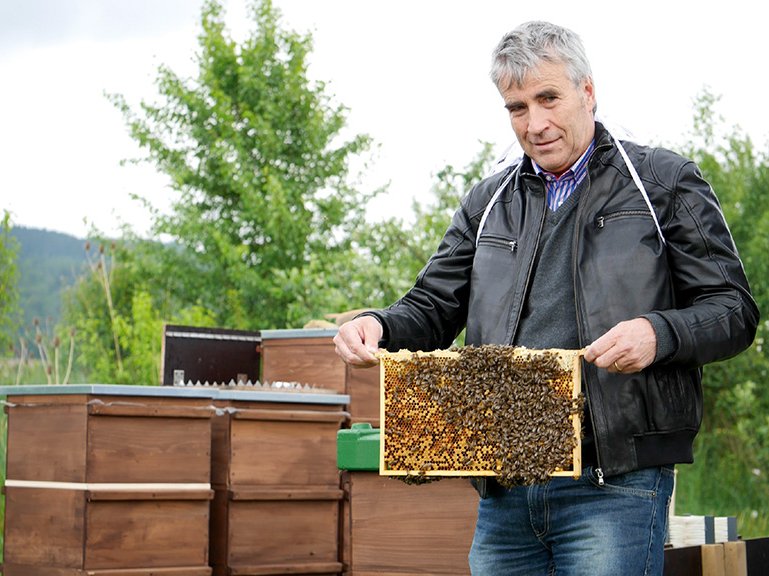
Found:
[527,105,551,135]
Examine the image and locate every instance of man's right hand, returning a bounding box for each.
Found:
[333,315,383,367]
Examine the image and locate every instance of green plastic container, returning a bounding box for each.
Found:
[337,422,380,471]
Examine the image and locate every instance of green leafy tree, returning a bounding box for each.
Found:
[62,238,219,385]
[355,142,497,308]
[63,0,380,383]
[108,0,373,330]
[677,90,769,417]
[672,89,769,535]
[0,211,21,353]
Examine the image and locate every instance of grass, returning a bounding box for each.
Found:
[674,433,769,539]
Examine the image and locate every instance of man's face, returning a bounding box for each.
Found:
[499,60,596,175]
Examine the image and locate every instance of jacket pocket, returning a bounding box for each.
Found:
[469,233,521,342]
[476,233,518,253]
[646,368,701,430]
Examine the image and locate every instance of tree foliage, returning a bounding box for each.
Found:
[0,211,21,352]
[672,90,769,530]
[62,237,219,385]
[677,89,769,416]
[355,142,496,308]
[108,0,374,330]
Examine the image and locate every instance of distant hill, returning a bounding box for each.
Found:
[10,227,88,331]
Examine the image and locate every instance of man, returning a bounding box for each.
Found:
[334,21,758,575]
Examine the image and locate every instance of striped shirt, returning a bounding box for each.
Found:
[533,140,595,211]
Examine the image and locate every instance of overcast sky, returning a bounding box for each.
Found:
[2,0,768,238]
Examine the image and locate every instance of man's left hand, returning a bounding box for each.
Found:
[584,318,657,374]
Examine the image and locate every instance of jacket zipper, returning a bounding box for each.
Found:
[595,209,652,229]
[479,236,518,252]
[573,155,606,486]
[508,176,548,340]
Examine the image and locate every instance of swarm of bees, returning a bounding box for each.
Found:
[381,345,584,487]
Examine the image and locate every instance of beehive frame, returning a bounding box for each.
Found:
[379,346,583,483]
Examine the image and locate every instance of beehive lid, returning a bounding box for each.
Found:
[379,345,583,486]
[259,328,339,339]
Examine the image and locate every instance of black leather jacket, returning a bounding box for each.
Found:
[371,122,759,476]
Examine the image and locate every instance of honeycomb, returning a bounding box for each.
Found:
[380,345,584,486]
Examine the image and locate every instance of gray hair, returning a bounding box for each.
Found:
[490,21,593,91]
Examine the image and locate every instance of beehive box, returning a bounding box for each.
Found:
[209,388,350,576]
[260,328,381,424]
[260,328,346,393]
[379,345,583,485]
[0,384,215,576]
[340,471,478,575]
[3,486,212,575]
[337,428,478,575]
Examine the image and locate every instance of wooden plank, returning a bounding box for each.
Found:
[229,487,342,501]
[84,500,210,569]
[227,500,339,568]
[701,544,726,576]
[348,473,477,574]
[84,569,213,576]
[0,566,84,576]
[232,408,347,423]
[88,402,214,419]
[229,418,341,487]
[228,563,342,575]
[3,487,85,567]
[723,541,748,576]
[261,336,346,393]
[210,411,232,486]
[87,415,211,483]
[221,399,345,413]
[5,480,210,494]
[209,488,231,571]
[87,488,214,501]
[339,471,352,575]
[345,364,380,427]
[6,402,88,482]
[3,488,213,572]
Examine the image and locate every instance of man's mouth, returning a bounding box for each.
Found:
[531,136,559,148]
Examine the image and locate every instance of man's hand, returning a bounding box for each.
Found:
[333,315,383,367]
[584,318,657,374]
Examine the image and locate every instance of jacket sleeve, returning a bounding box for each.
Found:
[653,152,759,367]
[367,188,487,352]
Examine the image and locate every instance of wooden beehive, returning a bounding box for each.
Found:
[209,389,350,576]
[379,345,583,485]
[260,329,345,393]
[260,328,381,424]
[340,471,478,575]
[0,385,215,576]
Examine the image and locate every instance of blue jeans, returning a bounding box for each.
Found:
[468,466,674,576]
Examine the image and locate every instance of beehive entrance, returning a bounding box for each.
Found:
[380,345,583,486]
